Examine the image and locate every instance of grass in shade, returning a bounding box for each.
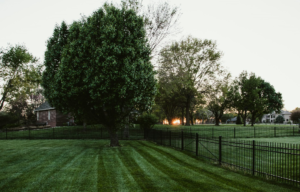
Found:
[0,140,298,191]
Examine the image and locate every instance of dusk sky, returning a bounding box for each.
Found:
[1,0,299,111]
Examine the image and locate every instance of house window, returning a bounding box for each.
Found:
[48,110,50,120]
[286,119,288,121]
[37,111,39,120]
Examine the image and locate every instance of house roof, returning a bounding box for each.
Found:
[227,117,237,122]
[34,101,55,112]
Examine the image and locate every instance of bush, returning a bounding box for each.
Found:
[274,115,284,123]
[0,113,19,129]
[138,114,158,130]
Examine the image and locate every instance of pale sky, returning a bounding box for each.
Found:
[1,0,299,111]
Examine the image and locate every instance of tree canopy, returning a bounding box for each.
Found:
[42,4,157,146]
[0,44,41,111]
[228,71,283,126]
[157,36,224,126]
[290,108,300,123]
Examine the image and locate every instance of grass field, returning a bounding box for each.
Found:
[153,124,300,139]
[0,140,298,191]
[242,136,300,144]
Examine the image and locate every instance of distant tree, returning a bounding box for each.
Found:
[228,71,283,126]
[42,4,157,146]
[274,115,284,123]
[207,74,231,126]
[119,0,181,57]
[290,108,300,123]
[158,36,224,126]
[0,45,41,111]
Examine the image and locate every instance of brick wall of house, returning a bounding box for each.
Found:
[37,110,56,127]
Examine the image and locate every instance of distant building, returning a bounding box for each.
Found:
[261,110,292,123]
[34,101,74,127]
[227,117,237,123]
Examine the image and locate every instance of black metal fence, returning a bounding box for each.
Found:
[0,125,144,140]
[146,129,300,187]
[157,126,300,139]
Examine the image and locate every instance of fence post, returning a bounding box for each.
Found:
[181,131,184,150]
[6,128,7,139]
[219,136,222,165]
[169,131,171,146]
[196,133,199,156]
[252,140,255,175]
[234,127,235,138]
[274,127,276,137]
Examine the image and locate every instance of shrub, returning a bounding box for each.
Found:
[0,113,19,129]
[138,114,158,130]
[274,115,284,123]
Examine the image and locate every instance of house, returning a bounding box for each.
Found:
[227,117,237,123]
[261,110,292,123]
[34,101,74,127]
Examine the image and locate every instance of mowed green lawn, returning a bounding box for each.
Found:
[0,140,298,192]
[242,136,300,144]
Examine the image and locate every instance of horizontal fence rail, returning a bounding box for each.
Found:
[0,125,144,140]
[146,129,300,187]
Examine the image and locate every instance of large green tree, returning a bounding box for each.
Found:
[42,4,157,146]
[0,45,41,111]
[158,36,224,126]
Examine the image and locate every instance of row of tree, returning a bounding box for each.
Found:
[154,37,284,126]
[0,0,293,147]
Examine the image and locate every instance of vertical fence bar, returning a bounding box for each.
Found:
[274,127,276,137]
[181,131,184,150]
[212,127,214,138]
[196,133,199,156]
[53,127,54,139]
[219,136,222,165]
[29,128,31,140]
[6,128,7,139]
[293,127,295,136]
[254,127,255,138]
[252,140,255,175]
[234,127,236,138]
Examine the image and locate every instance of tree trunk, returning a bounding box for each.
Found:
[123,116,129,139]
[181,107,184,125]
[109,130,120,147]
[251,112,256,126]
[243,110,247,126]
[185,96,190,126]
[167,117,172,125]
